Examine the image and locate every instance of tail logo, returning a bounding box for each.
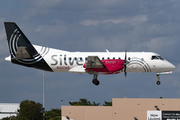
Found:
[9,29,49,64]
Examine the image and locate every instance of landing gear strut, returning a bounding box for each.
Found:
[156,74,161,85]
[92,74,100,86]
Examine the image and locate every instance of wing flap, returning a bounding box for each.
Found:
[69,66,85,73]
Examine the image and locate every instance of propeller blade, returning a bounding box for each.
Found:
[124,50,127,77]
[125,50,127,62]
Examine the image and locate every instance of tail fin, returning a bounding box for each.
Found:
[4,22,38,59]
[4,22,52,71]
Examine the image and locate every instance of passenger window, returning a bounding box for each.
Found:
[113,57,115,59]
[102,57,104,60]
[107,57,110,59]
[85,57,87,61]
[118,57,121,59]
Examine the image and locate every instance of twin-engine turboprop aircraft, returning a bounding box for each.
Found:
[4,22,176,85]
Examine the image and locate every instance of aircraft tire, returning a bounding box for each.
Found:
[92,79,100,85]
[95,80,100,85]
[156,81,161,85]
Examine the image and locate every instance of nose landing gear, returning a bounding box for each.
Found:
[156,74,161,85]
[156,71,173,85]
[92,73,100,86]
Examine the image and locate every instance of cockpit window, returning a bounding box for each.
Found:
[157,56,164,60]
[151,56,164,60]
[152,56,158,60]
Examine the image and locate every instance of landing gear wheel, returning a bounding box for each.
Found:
[92,79,100,86]
[156,81,161,85]
[92,73,100,85]
[96,80,100,85]
[92,79,96,84]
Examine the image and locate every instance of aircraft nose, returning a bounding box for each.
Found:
[169,63,176,71]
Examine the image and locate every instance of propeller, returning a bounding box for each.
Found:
[124,50,128,77]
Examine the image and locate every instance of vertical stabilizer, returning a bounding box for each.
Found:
[4,22,52,71]
[4,22,38,58]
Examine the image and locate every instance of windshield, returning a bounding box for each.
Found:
[157,56,164,60]
[151,56,164,60]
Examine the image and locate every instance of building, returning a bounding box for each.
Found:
[0,103,19,119]
[62,98,180,120]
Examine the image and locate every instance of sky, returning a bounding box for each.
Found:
[0,0,180,110]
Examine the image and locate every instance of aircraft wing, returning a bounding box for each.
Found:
[86,56,104,68]
[69,66,85,73]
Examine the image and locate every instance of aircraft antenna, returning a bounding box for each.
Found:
[106,49,109,53]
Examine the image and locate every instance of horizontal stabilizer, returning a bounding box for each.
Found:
[15,47,32,59]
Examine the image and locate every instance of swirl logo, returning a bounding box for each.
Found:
[9,29,49,64]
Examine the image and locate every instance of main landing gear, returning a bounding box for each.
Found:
[92,74,100,86]
[156,74,161,85]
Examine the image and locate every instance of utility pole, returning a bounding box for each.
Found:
[61,99,64,105]
[43,71,45,120]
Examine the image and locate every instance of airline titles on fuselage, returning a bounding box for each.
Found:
[50,54,123,69]
[51,54,85,69]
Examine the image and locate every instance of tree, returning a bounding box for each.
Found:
[103,101,112,106]
[2,116,16,120]
[69,98,100,106]
[16,100,44,120]
[45,108,61,120]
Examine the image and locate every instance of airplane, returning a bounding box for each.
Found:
[4,22,176,86]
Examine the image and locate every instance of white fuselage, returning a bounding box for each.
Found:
[33,45,176,74]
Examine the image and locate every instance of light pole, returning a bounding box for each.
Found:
[60,99,64,120]
[43,71,45,120]
[61,99,64,105]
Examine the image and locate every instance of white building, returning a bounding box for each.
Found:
[0,103,19,119]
